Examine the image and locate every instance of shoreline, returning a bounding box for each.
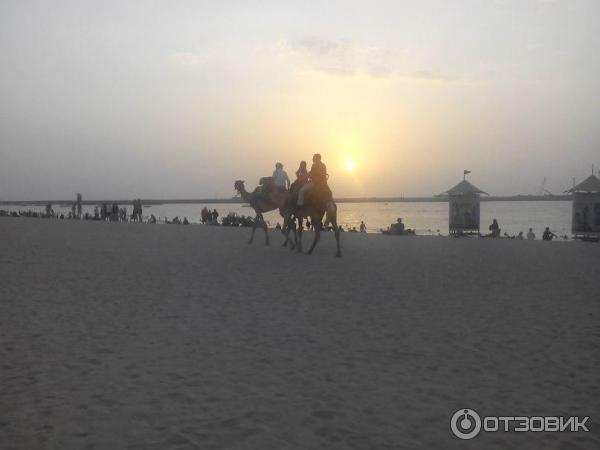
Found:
[0,214,579,241]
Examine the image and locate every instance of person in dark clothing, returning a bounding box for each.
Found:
[542,227,557,241]
[488,218,500,237]
[297,154,330,206]
[296,161,308,184]
[393,218,405,234]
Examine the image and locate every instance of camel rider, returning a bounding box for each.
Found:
[297,153,329,207]
[295,161,308,184]
[272,162,290,191]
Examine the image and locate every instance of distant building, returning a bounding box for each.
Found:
[441,175,488,236]
[566,174,600,241]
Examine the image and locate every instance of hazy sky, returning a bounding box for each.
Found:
[1,0,599,200]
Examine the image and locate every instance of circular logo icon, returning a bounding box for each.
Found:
[451,408,481,440]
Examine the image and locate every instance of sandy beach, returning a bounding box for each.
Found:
[1,217,598,449]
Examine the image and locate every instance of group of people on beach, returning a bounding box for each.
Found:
[0,204,573,241]
[484,218,561,240]
[0,200,567,240]
[200,207,219,224]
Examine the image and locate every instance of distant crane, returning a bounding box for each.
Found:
[536,177,553,196]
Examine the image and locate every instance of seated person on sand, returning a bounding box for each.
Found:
[542,227,557,241]
[527,228,535,240]
[393,218,405,234]
[488,218,501,237]
[382,218,414,235]
[297,154,331,207]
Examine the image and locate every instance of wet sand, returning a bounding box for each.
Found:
[1,217,598,449]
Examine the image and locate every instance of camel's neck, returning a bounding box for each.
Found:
[237,185,275,213]
[237,186,253,204]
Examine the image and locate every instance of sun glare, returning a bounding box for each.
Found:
[345,159,356,172]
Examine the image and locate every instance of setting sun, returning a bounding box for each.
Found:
[345,160,356,172]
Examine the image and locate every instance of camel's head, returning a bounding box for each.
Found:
[234,180,245,193]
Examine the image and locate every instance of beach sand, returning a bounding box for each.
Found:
[1,217,598,449]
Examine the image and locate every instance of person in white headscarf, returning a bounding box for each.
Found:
[272,162,290,191]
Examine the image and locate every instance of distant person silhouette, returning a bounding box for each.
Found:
[542,227,557,241]
[488,219,500,238]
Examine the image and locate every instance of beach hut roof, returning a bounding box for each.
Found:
[442,179,488,196]
[566,175,600,193]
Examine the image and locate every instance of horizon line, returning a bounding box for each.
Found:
[0,194,572,206]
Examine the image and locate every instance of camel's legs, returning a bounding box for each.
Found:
[283,217,296,250]
[282,222,289,247]
[248,213,261,244]
[290,221,297,250]
[331,217,341,257]
[307,218,321,255]
[258,213,269,246]
[328,204,341,257]
[281,213,294,248]
[296,217,303,253]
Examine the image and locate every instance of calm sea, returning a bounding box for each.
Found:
[5,200,573,238]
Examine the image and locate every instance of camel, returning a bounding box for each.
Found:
[234,180,293,246]
[289,186,341,257]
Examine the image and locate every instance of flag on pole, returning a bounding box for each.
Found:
[464,170,471,175]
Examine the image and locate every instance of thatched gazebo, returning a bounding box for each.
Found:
[566,173,600,241]
[441,172,488,236]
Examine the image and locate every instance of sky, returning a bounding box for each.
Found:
[1,0,599,200]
